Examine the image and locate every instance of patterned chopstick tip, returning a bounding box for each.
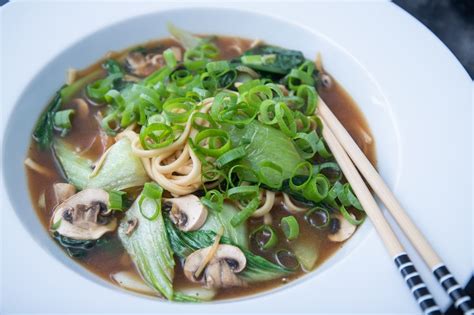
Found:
[394,253,442,315]
[432,264,474,314]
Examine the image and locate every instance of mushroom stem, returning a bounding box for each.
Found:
[194,226,224,279]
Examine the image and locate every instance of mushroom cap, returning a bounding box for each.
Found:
[328,214,356,242]
[167,195,208,232]
[50,188,117,240]
[183,244,247,288]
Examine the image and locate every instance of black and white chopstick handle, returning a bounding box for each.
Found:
[432,264,474,314]
[394,253,442,315]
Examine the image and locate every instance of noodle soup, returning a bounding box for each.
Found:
[26,24,375,301]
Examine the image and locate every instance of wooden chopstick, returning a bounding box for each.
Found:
[318,98,473,314]
[319,115,441,314]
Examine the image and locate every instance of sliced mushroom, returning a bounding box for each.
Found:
[184,244,247,289]
[50,188,116,240]
[125,51,162,77]
[328,214,356,242]
[52,183,76,207]
[167,195,208,232]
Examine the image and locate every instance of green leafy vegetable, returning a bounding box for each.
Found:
[241,45,305,75]
[54,137,149,190]
[199,202,248,248]
[165,218,292,282]
[167,23,202,50]
[280,216,300,240]
[118,187,175,299]
[225,120,304,184]
[53,109,75,136]
[290,235,320,271]
[33,90,63,149]
[250,224,278,250]
[108,190,126,211]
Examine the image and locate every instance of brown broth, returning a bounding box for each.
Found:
[25,35,376,301]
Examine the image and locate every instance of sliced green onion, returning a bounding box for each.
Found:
[227,185,259,200]
[296,85,318,115]
[280,216,300,240]
[236,79,262,94]
[184,43,219,71]
[86,73,122,102]
[162,98,195,123]
[244,85,273,107]
[139,123,175,150]
[191,112,216,131]
[105,89,126,110]
[163,48,177,68]
[302,173,330,203]
[227,164,260,187]
[138,182,163,221]
[314,162,342,184]
[250,225,278,250]
[101,110,120,136]
[275,102,297,137]
[143,66,172,87]
[305,207,330,229]
[330,182,363,211]
[293,131,319,159]
[289,161,313,191]
[171,69,194,86]
[215,146,246,168]
[193,129,231,157]
[339,205,365,225]
[258,100,278,125]
[210,92,238,122]
[275,249,299,270]
[216,69,238,88]
[265,83,285,98]
[219,102,257,126]
[315,138,332,158]
[200,190,224,213]
[230,197,259,226]
[108,190,126,211]
[54,109,75,136]
[293,111,311,132]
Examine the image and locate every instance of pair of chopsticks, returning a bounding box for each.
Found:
[317,98,473,315]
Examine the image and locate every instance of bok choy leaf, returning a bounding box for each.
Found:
[200,202,248,248]
[54,137,149,190]
[167,22,201,50]
[241,45,305,75]
[225,120,304,185]
[118,185,175,299]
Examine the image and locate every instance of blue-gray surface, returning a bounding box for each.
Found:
[394,0,474,79]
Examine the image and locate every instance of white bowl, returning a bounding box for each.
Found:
[2,2,471,314]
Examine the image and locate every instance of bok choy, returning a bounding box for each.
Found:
[226,120,304,184]
[118,183,175,299]
[165,218,292,282]
[54,138,149,190]
[199,202,248,248]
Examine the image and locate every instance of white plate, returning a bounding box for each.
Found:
[1,1,472,314]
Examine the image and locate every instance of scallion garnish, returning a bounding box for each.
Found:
[251,225,278,250]
[139,182,164,221]
[53,109,75,136]
[280,216,300,240]
[108,190,126,211]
